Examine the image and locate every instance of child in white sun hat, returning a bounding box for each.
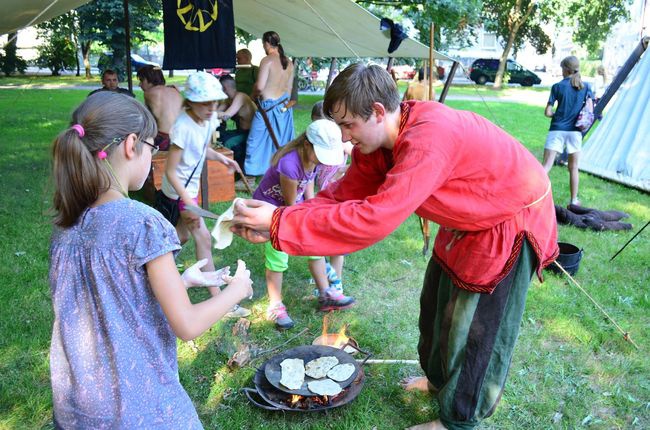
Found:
[252,119,356,330]
[160,71,251,318]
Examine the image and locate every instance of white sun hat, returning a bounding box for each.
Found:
[306,119,344,166]
[184,71,227,102]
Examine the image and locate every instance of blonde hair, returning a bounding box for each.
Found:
[560,56,584,90]
[52,92,157,227]
[270,133,311,167]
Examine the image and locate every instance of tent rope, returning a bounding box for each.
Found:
[553,260,639,349]
[302,0,360,58]
[6,0,60,45]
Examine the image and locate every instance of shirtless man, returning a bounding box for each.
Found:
[137,65,183,151]
[245,31,295,176]
[217,75,256,186]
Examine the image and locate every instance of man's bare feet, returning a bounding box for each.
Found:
[400,376,435,393]
[405,419,447,430]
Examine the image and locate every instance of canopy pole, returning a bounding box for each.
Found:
[123,0,133,92]
[438,61,459,104]
[428,22,434,101]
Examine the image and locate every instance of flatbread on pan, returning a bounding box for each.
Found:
[280,358,305,390]
[304,356,339,379]
[326,363,355,382]
[307,379,343,396]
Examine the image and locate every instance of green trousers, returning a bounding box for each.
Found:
[418,240,536,430]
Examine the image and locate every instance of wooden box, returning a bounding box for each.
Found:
[151,147,235,205]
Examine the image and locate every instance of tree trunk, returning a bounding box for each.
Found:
[326,57,337,90]
[493,30,516,89]
[3,32,18,76]
[168,69,174,78]
[82,41,92,79]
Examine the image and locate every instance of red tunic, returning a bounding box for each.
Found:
[270,101,558,293]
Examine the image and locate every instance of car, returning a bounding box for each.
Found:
[97,52,161,75]
[469,58,541,86]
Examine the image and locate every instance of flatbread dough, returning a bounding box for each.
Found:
[326,363,355,382]
[280,358,305,390]
[211,198,242,249]
[307,379,342,396]
[305,356,339,379]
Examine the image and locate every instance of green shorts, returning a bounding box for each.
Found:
[264,242,321,272]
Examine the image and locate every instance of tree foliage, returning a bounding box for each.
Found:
[35,13,79,76]
[357,0,483,51]
[0,33,27,76]
[75,0,161,79]
[568,0,629,53]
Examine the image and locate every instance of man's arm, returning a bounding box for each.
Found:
[218,94,245,120]
[252,58,270,99]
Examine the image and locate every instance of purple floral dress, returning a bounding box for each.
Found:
[49,199,203,429]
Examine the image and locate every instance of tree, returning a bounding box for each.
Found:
[35,36,77,76]
[568,0,629,53]
[357,0,483,51]
[0,33,27,76]
[36,13,80,76]
[76,0,161,79]
[483,0,555,89]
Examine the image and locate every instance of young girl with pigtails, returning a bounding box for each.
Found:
[49,91,253,428]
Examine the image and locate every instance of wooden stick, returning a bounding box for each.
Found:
[553,261,639,349]
[233,163,254,194]
[357,359,419,364]
[253,328,310,358]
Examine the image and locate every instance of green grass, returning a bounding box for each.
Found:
[0,73,187,88]
[0,88,648,429]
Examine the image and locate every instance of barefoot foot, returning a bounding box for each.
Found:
[400,376,435,393]
[405,419,448,430]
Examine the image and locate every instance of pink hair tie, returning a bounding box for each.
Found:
[97,150,108,160]
[71,124,85,137]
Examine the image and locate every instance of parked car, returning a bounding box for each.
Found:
[97,52,161,75]
[469,58,541,86]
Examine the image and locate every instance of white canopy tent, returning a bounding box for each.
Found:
[1,0,452,61]
[580,44,650,192]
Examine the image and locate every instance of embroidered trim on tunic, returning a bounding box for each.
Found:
[270,206,285,251]
[432,231,559,294]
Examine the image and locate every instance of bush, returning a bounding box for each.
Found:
[36,37,77,76]
[0,46,27,76]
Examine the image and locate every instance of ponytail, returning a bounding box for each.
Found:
[51,92,157,227]
[278,44,288,70]
[270,133,308,166]
[263,31,289,70]
[560,56,584,90]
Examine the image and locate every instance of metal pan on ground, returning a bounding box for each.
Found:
[264,345,362,396]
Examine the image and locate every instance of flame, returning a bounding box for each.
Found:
[332,324,349,348]
[290,394,301,404]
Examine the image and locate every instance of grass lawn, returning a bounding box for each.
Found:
[0,89,648,429]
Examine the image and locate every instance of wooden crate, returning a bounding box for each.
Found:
[151,147,235,205]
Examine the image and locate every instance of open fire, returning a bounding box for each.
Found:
[286,391,348,410]
[312,315,358,352]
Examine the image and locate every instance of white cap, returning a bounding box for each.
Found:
[184,71,227,102]
[306,119,344,166]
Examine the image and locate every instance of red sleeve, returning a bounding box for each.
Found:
[272,125,454,256]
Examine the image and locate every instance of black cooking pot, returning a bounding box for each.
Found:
[547,242,583,276]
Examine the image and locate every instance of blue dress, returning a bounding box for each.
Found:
[49,199,203,429]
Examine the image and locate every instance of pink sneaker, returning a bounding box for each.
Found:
[266,303,295,330]
[318,287,356,312]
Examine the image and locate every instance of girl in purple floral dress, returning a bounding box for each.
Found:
[49,92,252,429]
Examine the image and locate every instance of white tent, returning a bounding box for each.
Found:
[1,0,452,61]
[580,46,650,192]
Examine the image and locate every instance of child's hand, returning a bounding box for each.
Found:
[181,259,230,288]
[223,260,253,301]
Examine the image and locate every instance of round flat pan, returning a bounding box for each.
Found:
[264,345,360,396]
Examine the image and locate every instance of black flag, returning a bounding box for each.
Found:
[163,0,235,70]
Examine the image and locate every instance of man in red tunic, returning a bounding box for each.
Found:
[232,63,558,430]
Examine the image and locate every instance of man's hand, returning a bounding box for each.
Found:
[181,259,230,288]
[230,225,271,244]
[232,199,276,231]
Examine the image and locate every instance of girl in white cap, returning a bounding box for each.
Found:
[252,119,356,329]
[160,71,251,318]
